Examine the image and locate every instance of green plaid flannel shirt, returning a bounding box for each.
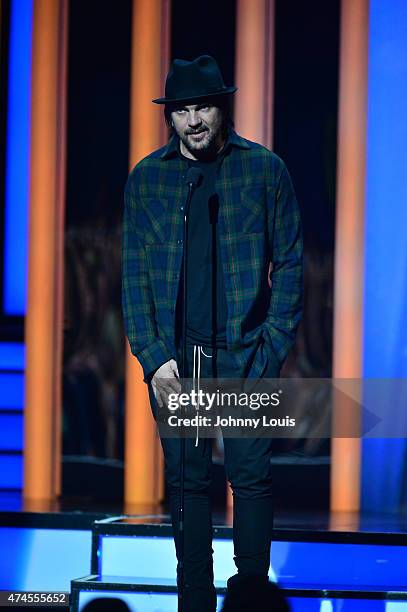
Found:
[121,128,303,383]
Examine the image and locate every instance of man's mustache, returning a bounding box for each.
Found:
[185,128,208,135]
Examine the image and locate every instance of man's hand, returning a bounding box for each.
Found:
[151,359,181,408]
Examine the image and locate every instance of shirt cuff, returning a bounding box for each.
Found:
[131,338,176,384]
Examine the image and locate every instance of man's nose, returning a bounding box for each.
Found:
[187,111,201,127]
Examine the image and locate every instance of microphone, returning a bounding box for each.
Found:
[185,167,202,189]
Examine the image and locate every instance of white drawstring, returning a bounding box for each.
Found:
[201,347,213,357]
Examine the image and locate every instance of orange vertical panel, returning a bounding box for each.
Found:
[24,0,68,500]
[229,0,275,510]
[235,0,275,148]
[124,0,171,509]
[331,0,369,513]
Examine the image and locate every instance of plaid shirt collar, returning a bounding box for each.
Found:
[159,127,251,161]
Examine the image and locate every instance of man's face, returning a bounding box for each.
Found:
[170,102,224,158]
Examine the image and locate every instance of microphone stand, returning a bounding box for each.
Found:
[178,169,200,612]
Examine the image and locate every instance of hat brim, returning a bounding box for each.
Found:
[152,86,237,105]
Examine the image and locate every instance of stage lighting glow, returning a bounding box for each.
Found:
[3,0,33,315]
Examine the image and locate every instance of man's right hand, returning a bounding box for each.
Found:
[151,359,181,408]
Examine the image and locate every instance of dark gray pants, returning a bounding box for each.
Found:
[148,340,274,612]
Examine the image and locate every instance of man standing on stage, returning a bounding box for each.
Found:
[122,55,303,611]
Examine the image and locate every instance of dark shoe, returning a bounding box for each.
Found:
[224,574,290,612]
[226,572,269,591]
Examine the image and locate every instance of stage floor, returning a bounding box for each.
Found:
[1,491,407,610]
[1,491,407,534]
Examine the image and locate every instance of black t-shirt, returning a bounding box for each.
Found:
[175,150,228,348]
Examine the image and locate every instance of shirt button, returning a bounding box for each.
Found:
[177,239,183,245]
[180,205,184,211]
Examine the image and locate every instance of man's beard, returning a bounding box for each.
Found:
[181,127,219,157]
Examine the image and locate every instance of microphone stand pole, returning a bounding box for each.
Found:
[178,177,195,612]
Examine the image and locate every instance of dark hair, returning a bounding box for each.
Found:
[164,94,235,133]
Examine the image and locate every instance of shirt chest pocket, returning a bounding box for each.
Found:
[240,186,266,233]
[138,198,169,244]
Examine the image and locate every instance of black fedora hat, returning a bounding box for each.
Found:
[152,54,237,104]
